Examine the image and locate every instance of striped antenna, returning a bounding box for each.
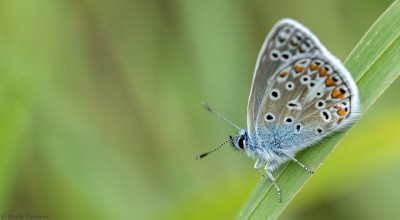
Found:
[201,102,240,131]
[196,136,234,160]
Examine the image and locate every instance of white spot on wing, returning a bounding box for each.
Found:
[300,75,310,84]
[264,113,275,122]
[286,81,294,90]
[320,110,332,122]
[315,100,326,109]
[270,50,280,61]
[269,89,280,100]
[287,100,302,110]
[284,116,294,125]
[280,51,291,61]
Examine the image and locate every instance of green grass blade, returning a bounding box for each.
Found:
[236,1,400,219]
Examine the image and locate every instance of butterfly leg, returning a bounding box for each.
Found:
[281,151,314,174]
[265,162,282,202]
[254,158,266,179]
[254,159,281,202]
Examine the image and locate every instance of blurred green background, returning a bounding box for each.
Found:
[0,0,399,219]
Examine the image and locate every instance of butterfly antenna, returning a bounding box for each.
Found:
[196,136,234,160]
[201,102,240,131]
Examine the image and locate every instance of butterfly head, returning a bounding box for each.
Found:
[230,129,250,152]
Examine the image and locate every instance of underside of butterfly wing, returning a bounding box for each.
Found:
[247,19,360,166]
[247,19,309,136]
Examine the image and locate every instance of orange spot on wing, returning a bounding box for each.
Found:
[294,65,304,73]
[310,64,319,71]
[334,105,341,109]
[291,40,298,46]
[331,89,344,99]
[337,118,344,124]
[337,108,347,116]
[325,77,337,87]
[280,71,287,77]
[319,69,329,77]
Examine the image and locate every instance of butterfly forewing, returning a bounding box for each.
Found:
[247,19,310,136]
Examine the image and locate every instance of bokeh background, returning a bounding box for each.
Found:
[0,0,399,219]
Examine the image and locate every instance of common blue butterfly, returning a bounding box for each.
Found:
[197,18,360,201]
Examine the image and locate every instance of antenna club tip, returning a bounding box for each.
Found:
[196,153,208,160]
[201,102,212,111]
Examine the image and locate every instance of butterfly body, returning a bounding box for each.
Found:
[200,18,360,201]
[232,124,317,171]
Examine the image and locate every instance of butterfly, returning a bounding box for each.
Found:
[197,18,360,202]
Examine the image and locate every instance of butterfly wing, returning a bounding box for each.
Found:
[247,19,313,137]
[248,19,360,150]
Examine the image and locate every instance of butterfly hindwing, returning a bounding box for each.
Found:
[249,19,359,151]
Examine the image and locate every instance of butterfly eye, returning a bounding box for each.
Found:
[238,136,245,149]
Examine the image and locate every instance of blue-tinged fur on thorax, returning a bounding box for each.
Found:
[232,123,316,171]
